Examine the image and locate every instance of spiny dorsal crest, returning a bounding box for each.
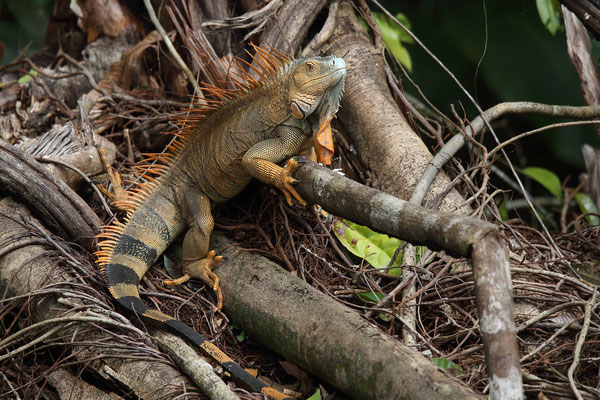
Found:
[96,44,293,267]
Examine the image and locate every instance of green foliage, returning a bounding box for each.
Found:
[575,193,600,225]
[16,69,37,84]
[374,12,414,71]
[0,0,54,65]
[332,218,403,276]
[356,291,392,320]
[230,325,247,342]
[357,291,385,303]
[360,12,413,71]
[307,389,322,400]
[432,358,463,376]
[536,0,563,35]
[0,68,37,87]
[521,166,563,201]
[496,193,509,222]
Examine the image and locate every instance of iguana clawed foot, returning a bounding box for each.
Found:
[278,158,307,206]
[164,250,224,309]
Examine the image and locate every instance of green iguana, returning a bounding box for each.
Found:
[96,45,346,400]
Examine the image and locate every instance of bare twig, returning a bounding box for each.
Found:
[567,287,597,400]
[412,102,600,253]
[142,0,201,95]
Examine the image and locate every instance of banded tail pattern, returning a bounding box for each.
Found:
[96,198,293,399]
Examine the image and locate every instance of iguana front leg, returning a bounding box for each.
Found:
[164,191,224,308]
[242,126,308,206]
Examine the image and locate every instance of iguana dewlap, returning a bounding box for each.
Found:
[96,46,346,400]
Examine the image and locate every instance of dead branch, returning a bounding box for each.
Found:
[293,161,522,400]
[47,368,119,400]
[563,7,600,111]
[0,139,101,247]
[413,102,600,208]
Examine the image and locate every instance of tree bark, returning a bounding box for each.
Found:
[0,139,101,247]
[212,233,481,400]
[314,1,470,213]
[0,197,199,400]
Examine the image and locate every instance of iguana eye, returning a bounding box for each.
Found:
[306,62,315,71]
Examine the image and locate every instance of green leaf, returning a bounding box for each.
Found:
[495,193,509,221]
[378,311,393,322]
[357,291,385,303]
[307,389,321,400]
[575,193,600,225]
[387,42,412,72]
[373,12,413,71]
[332,218,403,276]
[236,330,246,342]
[433,358,463,376]
[521,166,563,201]
[536,0,562,35]
[17,69,38,84]
[230,325,247,342]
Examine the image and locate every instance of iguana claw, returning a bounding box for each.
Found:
[279,158,307,206]
[164,250,224,309]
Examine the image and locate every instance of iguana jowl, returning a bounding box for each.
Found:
[96,46,346,400]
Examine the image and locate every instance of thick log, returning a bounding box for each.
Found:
[213,233,481,400]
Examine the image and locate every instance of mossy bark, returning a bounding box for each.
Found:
[213,233,481,400]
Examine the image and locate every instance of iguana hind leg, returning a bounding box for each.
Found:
[164,192,224,309]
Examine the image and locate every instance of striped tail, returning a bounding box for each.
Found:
[97,204,293,399]
[112,295,292,400]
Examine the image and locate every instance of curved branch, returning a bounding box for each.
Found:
[293,161,523,400]
[413,102,600,206]
[0,140,101,247]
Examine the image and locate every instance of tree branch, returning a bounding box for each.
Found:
[293,161,523,400]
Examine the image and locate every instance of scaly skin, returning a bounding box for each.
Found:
[96,46,346,400]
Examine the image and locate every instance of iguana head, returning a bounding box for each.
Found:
[288,55,346,164]
[289,56,346,120]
